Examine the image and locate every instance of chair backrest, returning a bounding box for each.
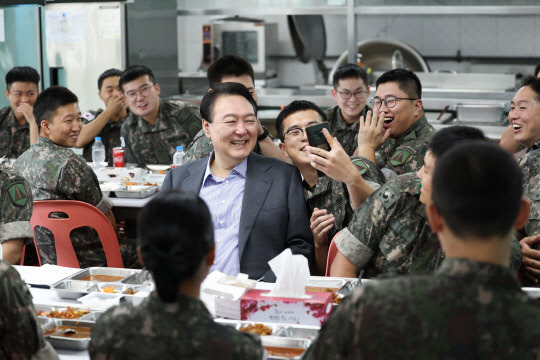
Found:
[325,232,340,276]
[30,200,123,268]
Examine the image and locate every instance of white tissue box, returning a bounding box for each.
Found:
[240,289,333,326]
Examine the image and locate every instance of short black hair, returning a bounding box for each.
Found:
[432,142,523,239]
[332,63,368,89]
[376,68,422,99]
[5,66,40,91]
[200,82,257,123]
[33,86,78,130]
[535,63,540,77]
[521,75,540,103]
[97,68,122,91]
[275,100,327,142]
[119,65,156,93]
[138,190,214,303]
[207,55,255,90]
[428,126,488,159]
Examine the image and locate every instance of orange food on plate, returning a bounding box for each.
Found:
[102,286,116,293]
[240,323,272,336]
[37,306,90,319]
[125,182,138,186]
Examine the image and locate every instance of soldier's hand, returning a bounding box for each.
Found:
[107,94,126,117]
[357,110,390,152]
[520,234,540,283]
[310,208,335,248]
[306,128,360,185]
[17,103,35,124]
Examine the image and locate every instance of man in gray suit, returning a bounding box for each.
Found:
[162,83,313,282]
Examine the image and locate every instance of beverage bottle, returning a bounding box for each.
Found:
[172,146,185,168]
[92,137,106,163]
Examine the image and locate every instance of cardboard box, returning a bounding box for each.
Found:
[240,289,333,326]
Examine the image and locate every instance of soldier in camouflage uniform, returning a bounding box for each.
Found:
[119,65,202,166]
[305,142,540,360]
[331,126,522,278]
[355,69,435,182]
[0,260,59,359]
[77,69,128,164]
[14,86,137,268]
[0,66,40,158]
[90,190,263,360]
[326,63,371,156]
[184,55,285,163]
[0,165,33,264]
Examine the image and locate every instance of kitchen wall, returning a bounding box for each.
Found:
[178,13,540,88]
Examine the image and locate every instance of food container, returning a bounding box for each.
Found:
[50,280,94,300]
[114,185,159,199]
[87,283,150,306]
[35,304,98,322]
[261,336,311,360]
[78,292,123,311]
[63,267,140,283]
[146,164,171,174]
[215,319,320,340]
[41,319,95,350]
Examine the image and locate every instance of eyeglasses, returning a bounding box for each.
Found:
[370,96,418,109]
[336,90,367,100]
[125,85,153,101]
[284,127,306,141]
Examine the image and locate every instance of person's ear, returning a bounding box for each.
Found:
[515,198,531,230]
[5,89,10,101]
[202,119,211,138]
[331,89,338,102]
[426,203,444,234]
[278,142,290,159]
[136,246,144,266]
[154,83,161,95]
[414,99,423,117]
[206,244,215,266]
[40,120,50,136]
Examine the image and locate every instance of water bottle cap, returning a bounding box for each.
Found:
[176,146,184,151]
[95,137,102,141]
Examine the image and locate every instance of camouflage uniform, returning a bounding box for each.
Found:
[324,105,370,156]
[304,258,540,360]
[89,292,263,360]
[184,128,263,163]
[121,100,202,166]
[0,260,59,359]
[0,106,30,159]
[352,115,435,182]
[13,137,116,268]
[81,109,126,165]
[0,165,34,250]
[335,172,521,278]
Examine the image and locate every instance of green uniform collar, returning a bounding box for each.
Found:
[526,138,540,153]
[331,105,371,131]
[436,258,520,287]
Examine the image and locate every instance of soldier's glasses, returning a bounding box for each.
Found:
[125,85,153,101]
[336,90,367,100]
[370,96,418,109]
[284,127,306,141]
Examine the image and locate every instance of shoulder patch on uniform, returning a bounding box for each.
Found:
[376,185,398,209]
[352,159,368,175]
[7,182,29,206]
[82,112,95,121]
[390,148,415,167]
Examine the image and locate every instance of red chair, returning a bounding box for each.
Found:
[28,200,123,268]
[325,232,340,276]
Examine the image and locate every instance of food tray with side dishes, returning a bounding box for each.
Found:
[261,336,312,360]
[41,319,95,350]
[215,319,320,340]
[35,304,104,322]
[62,267,141,283]
[114,185,159,198]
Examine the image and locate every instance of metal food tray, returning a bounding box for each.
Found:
[63,267,141,282]
[215,319,320,340]
[87,282,151,306]
[261,336,311,360]
[50,279,95,300]
[41,319,95,350]
[35,304,103,322]
[114,185,158,199]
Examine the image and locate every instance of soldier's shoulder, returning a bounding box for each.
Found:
[0,106,12,119]
[324,106,339,122]
[372,173,419,209]
[0,164,24,183]
[81,109,103,123]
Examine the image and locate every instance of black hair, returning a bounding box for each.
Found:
[275,100,327,142]
[5,66,40,91]
[521,76,540,103]
[33,86,78,130]
[376,68,422,99]
[207,55,255,90]
[332,63,368,89]
[432,142,523,239]
[535,63,540,78]
[119,65,156,93]
[200,82,257,123]
[138,190,214,303]
[428,126,488,159]
[98,68,122,91]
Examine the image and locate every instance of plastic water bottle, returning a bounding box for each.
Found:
[92,137,106,163]
[172,146,185,168]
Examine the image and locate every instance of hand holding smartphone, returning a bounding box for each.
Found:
[306,122,331,151]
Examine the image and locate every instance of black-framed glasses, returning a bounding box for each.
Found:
[125,85,153,101]
[284,127,306,141]
[370,96,418,109]
[336,90,367,100]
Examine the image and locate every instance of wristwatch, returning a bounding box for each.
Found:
[257,126,269,142]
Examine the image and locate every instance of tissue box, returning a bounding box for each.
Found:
[240,289,333,326]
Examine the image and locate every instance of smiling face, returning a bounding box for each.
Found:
[417,150,435,206]
[331,77,369,124]
[5,81,39,120]
[41,103,82,148]
[122,75,160,120]
[509,86,540,148]
[99,76,123,106]
[279,109,323,167]
[202,94,258,169]
[373,81,422,139]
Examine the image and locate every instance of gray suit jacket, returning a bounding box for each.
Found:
[161,152,314,282]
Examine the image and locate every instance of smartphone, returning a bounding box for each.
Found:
[306,122,331,151]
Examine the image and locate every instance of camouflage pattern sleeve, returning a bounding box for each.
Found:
[120,123,137,165]
[0,261,46,358]
[350,156,386,186]
[525,174,540,238]
[179,101,203,141]
[184,129,214,163]
[0,166,34,246]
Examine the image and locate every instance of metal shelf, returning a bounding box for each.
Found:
[177,7,347,15]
